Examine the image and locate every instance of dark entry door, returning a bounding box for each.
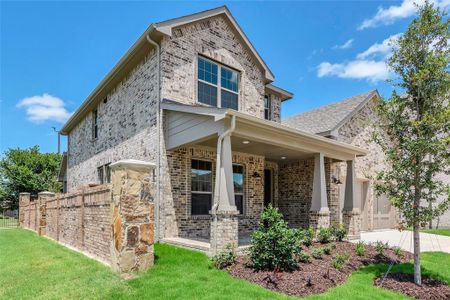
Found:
[264,169,272,207]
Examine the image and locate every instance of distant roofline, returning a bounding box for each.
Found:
[266,84,294,101]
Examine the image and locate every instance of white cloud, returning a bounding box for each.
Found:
[357,34,401,59]
[333,39,354,50]
[358,0,450,30]
[317,60,390,83]
[17,93,72,123]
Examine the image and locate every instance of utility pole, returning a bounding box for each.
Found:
[52,127,60,154]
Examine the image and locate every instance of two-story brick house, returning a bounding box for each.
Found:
[59,6,373,254]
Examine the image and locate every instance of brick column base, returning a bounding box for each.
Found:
[309,210,330,231]
[37,192,54,236]
[210,211,239,256]
[342,209,361,239]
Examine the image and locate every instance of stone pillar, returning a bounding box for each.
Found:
[342,160,361,239]
[110,159,156,276]
[37,192,54,236]
[210,133,239,256]
[19,193,30,228]
[309,153,330,230]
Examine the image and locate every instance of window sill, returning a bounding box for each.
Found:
[189,215,211,220]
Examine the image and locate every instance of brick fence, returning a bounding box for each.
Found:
[18,159,156,276]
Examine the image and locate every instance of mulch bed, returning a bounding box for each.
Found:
[229,241,413,297]
[375,273,450,300]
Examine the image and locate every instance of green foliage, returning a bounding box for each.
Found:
[296,226,314,247]
[393,246,403,258]
[372,2,449,283]
[355,241,365,257]
[332,253,350,271]
[330,243,337,250]
[249,204,301,271]
[0,146,61,209]
[211,244,236,269]
[311,248,324,259]
[331,223,347,241]
[375,241,387,257]
[323,245,332,255]
[317,227,332,243]
[297,252,311,263]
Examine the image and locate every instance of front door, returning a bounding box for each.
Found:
[373,193,394,229]
[264,169,273,207]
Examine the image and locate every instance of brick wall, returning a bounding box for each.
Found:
[67,50,159,192]
[163,146,265,239]
[160,15,279,122]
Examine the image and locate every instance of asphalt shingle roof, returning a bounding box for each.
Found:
[282,90,377,134]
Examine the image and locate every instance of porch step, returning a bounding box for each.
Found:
[162,237,210,253]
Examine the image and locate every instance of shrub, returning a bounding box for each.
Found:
[375,241,387,256]
[332,252,350,270]
[323,245,332,255]
[311,248,324,259]
[393,246,403,258]
[249,204,302,271]
[317,227,332,243]
[355,241,365,256]
[330,223,347,242]
[330,243,337,250]
[211,244,236,269]
[298,252,311,263]
[297,226,315,247]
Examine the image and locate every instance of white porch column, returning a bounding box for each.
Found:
[215,135,237,212]
[342,159,361,239]
[211,132,238,256]
[309,153,330,229]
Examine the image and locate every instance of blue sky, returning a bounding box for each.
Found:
[1,0,448,154]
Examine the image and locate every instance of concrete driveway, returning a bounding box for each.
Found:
[352,230,450,253]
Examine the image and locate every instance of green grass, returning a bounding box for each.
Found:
[1,229,449,299]
[418,228,450,237]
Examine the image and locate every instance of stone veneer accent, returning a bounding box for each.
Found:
[20,160,156,276]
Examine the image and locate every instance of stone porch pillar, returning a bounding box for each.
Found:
[309,153,330,230]
[19,192,30,228]
[110,159,156,276]
[342,159,361,239]
[37,192,54,236]
[211,134,239,256]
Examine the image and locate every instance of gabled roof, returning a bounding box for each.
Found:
[60,6,278,134]
[283,90,379,136]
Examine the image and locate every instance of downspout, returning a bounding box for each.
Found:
[146,33,161,242]
[212,114,236,254]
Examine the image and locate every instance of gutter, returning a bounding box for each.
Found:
[145,34,161,242]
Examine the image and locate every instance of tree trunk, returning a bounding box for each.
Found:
[413,222,422,285]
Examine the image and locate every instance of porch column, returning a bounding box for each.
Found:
[211,134,239,256]
[309,153,330,230]
[342,159,361,239]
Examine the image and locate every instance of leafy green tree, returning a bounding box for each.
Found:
[374,2,449,285]
[0,146,61,209]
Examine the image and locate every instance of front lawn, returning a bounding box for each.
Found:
[419,228,450,237]
[0,229,449,299]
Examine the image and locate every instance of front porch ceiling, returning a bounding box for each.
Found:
[163,102,367,161]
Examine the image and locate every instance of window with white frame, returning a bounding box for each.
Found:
[197,57,239,110]
[191,159,213,215]
[264,95,271,120]
[233,164,244,214]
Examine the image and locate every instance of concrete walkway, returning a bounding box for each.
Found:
[353,230,450,254]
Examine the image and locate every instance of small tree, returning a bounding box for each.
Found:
[374,2,449,285]
[0,146,62,209]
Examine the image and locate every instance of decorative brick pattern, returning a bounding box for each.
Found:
[342,209,361,238]
[309,211,330,230]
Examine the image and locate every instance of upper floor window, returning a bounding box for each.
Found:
[197,57,239,110]
[264,95,271,120]
[92,109,98,139]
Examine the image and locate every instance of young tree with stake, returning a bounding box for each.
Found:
[374,2,449,286]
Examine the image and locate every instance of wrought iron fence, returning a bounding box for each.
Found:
[0,210,19,228]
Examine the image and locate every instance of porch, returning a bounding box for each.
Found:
[161,101,367,255]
